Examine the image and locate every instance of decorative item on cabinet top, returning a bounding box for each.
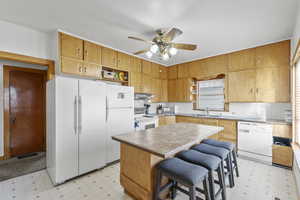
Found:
[101,67,129,84]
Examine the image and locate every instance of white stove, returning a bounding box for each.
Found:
[134,114,159,131]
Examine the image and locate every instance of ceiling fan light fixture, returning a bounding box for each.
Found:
[169,47,178,56]
[146,51,153,58]
[150,44,159,53]
[162,53,169,61]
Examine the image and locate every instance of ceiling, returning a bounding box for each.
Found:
[0,0,298,66]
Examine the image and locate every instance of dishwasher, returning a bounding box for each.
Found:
[238,121,273,164]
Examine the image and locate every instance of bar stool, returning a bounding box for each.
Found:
[202,139,239,178]
[191,143,234,188]
[154,157,211,200]
[176,150,226,200]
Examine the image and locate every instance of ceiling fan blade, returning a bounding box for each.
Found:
[163,28,183,42]
[133,49,150,55]
[128,36,153,44]
[172,43,197,51]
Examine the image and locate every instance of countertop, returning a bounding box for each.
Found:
[154,113,291,125]
[112,123,223,158]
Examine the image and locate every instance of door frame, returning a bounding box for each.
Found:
[0,51,54,160]
[3,66,47,159]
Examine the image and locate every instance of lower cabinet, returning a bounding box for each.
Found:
[272,145,293,167]
[159,116,176,126]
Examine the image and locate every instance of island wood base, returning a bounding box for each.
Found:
[120,143,168,200]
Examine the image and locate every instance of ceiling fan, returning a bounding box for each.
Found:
[128,28,197,61]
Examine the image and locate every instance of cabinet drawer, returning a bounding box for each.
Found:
[272,145,293,167]
[176,116,202,124]
[201,118,218,126]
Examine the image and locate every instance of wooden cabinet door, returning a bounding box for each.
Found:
[130,57,142,73]
[228,70,256,102]
[130,72,143,93]
[176,116,202,123]
[117,52,130,71]
[61,33,83,60]
[168,79,177,102]
[102,47,117,68]
[176,79,184,102]
[159,66,168,79]
[256,40,290,68]
[142,60,152,75]
[202,55,228,75]
[218,120,237,142]
[178,63,190,78]
[142,74,152,93]
[167,66,178,79]
[228,48,256,72]
[161,79,168,102]
[151,78,161,102]
[188,61,202,78]
[272,145,293,167]
[272,124,292,139]
[83,41,101,64]
[61,57,83,75]
[151,63,160,78]
[82,62,101,78]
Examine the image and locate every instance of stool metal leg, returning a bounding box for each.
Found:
[208,171,215,200]
[203,176,211,200]
[217,164,226,200]
[232,149,239,177]
[171,181,177,199]
[225,157,234,188]
[189,186,196,200]
[154,170,162,200]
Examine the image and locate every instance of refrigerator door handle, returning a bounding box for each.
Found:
[78,95,82,134]
[74,96,78,134]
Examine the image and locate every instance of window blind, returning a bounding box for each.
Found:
[197,79,225,111]
[295,61,300,143]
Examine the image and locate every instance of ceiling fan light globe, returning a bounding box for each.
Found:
[162,54,169,61]
[169,47,178,56]
[150,44,159,53]
[146,51,153,58]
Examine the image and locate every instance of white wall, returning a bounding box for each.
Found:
[0,20,52,60]
[292,1,300,55]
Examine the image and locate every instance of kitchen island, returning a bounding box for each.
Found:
[112,123,223,200]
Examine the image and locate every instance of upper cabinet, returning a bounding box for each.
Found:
[142,60,152,75]
[256,41,290,68]
[178,63,190,78]
[201,55,228,76]
[168,65,178,79]
[151,63,160,78]
[159,66,168,79]
[228,48,256,72]
[130,57,142,73]
[83,41,101,64]
[60,33,83,60]
[101,47,117,68]
[117,52,130,71]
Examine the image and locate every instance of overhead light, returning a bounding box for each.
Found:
[146,51,153,58]
[162,54,169,61]
[169,47,178,56]
[150,44,159,53]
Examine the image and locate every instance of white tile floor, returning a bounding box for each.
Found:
[0,158,298,200]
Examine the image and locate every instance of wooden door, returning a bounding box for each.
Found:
[117,52,130,71]
[218,120,237,143]
[177,63,190,78]
[83,62,101,78]
[176,79,184,102]
[228,70,256,102]
[102,47,117,68]
[7,68,45,157]
[159,66,168,79]
[83,41,101,64]
[60,33,83,60]
[228,48,256,72]
[61,57,83,75]
[151,79,161,102]
[202,55,228,75]
[130,57,142,73]
[167,65,178,79]
[168,79,177,102]
[142,74,152,93]
[151,63,160,78]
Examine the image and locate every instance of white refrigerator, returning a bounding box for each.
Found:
[106,85,134,163]
[47,76,107,184]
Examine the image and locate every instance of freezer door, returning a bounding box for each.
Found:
[78,80,107,175]
[106,108,134,163]
[106,85,134,108]
[55,77,79,183]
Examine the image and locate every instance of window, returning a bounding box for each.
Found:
[197,78,225,111]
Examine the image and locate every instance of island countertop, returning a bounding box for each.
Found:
[112,123,224,158]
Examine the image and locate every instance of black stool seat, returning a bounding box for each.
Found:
[157,157,209,186]
[176,150,221,170]
[191,143,229,160]
[202,139,235,151]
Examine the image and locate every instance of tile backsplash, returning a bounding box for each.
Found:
[148,102,291,121]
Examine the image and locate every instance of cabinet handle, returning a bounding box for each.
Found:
[250,88,253,93]
[76,48,80,56]
[256,88,259,94]
[79,66,82,72]
[84,67,87,73]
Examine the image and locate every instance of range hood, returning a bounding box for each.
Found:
[134,93,154,100]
